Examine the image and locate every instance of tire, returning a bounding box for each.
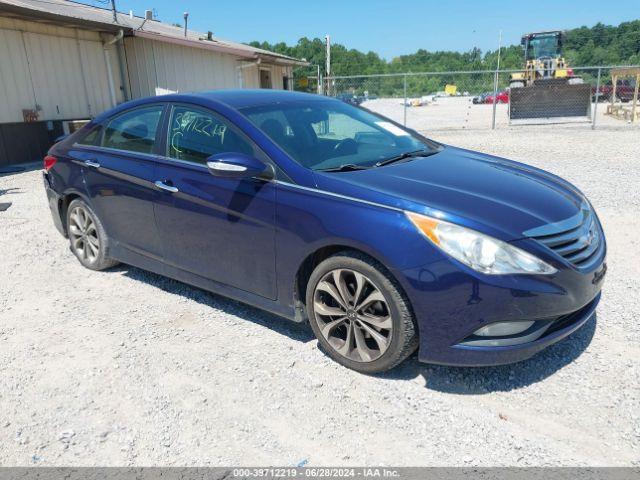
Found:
[66,198,119,271]
[305,251,418,373]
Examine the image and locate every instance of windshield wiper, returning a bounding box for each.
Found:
[375,149,437,168]
[318,163,371,172]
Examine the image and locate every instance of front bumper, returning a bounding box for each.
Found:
[400,246,606,367]
[427,293,599,366]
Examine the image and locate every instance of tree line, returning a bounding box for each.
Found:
[249,20,640,96]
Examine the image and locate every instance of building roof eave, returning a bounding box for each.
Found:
[132,29,256,60]
[0,0,308,66]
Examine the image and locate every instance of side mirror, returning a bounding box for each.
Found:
[206,153,272,180]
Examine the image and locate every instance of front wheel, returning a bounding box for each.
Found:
[306,251,418,373]
[66,198,119,271]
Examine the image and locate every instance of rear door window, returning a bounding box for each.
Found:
[76,125,103,146]
[102,106,164,154]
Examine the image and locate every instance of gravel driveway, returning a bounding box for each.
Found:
[0,125,638,466]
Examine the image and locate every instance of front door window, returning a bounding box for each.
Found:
[167,106,255,164]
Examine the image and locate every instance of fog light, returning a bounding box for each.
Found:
[474,321,535,337]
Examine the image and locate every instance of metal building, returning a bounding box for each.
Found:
[0,0,306,167]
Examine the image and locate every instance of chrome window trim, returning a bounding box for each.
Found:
[71,144,163,161]
[71,144,210,170]
[72,144,154,158]
[157,155,209,170]
[71,144,282,184]
[71,149,400,212]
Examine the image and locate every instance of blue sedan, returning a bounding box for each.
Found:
[42,90,606,373]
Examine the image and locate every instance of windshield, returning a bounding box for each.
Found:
[240,99,438,171]
[526,34,560,60]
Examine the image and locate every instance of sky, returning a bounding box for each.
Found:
[94,0,639,59]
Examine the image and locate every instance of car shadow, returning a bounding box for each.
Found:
[109,264,596,393]
[378,313,597,393]
[116,264,315,344]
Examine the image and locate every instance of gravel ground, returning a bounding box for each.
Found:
[0,124,639,467]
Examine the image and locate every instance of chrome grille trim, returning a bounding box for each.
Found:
[523,204,588,237]
[524,203,601,268]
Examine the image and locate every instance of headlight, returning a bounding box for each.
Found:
[406,211,557,275]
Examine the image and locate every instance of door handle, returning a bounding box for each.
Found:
[154,180,179,193]
[85,159,100,168]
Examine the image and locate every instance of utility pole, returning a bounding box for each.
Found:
[110,0,117,23]
[325,35,331,95]
[325,35,331,77]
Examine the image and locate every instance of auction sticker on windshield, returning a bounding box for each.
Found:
[375,121,410,136]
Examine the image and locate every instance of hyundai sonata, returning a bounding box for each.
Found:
[42,90,606,373]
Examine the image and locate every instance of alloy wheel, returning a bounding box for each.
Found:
[68,206,100,263]
[312,268,392,362]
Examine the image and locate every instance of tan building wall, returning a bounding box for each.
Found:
[123,36,240,97]
[0,16,123,123]
[0,13,298,166]
[0,16,294,125]
[123,36,293,98]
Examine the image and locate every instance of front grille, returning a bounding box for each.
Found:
[525,205,601,268]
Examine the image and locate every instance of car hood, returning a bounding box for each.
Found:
[314,146,586,241]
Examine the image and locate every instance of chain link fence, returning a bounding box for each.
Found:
[304,66,640,132]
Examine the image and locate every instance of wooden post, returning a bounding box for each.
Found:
[604,67,640,120]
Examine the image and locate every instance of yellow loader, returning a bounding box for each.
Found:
[509,31,592,120]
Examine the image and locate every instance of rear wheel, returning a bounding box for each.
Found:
[306,251,418,373]
[66,199,119,271]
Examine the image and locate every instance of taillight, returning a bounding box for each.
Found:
[44,155,57,172]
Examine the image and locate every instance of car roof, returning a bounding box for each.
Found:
[92,89,336,124]
[187,89,329,109]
